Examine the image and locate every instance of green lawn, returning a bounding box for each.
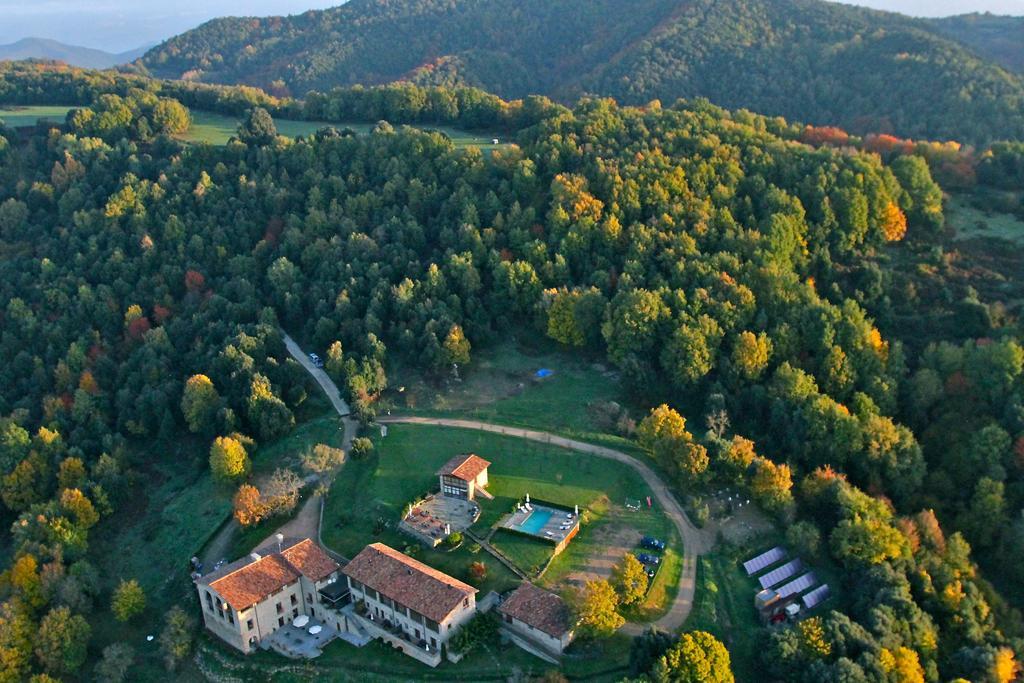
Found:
[181,109,512,150]
[0,104,72,127]
[684,552,761,681]
[391,340,643,453]
[0,104,512,153]
[489,529,556,577]
[198,628,634,682]
[948,194,1024,246]
[322,424,676,593]
[628,547,683,622]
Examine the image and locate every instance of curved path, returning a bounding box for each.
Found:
[377,415,712,633]
[200,335,358,567]
[266,334,360,552]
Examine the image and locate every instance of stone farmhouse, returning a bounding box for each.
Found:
[195,538,341,654]
[342,542,478,666]
[498,582,576,663]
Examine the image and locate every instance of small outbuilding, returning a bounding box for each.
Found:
[437,453,491,500]
[498,582,575,663]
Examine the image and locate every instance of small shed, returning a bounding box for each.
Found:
[437,454,491,500]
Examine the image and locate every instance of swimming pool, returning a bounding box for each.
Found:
[516,509,553,535]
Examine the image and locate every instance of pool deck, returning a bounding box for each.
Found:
[500,504,579,543]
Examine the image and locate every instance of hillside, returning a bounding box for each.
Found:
[0,37,147,69]
[928,13,1024,73]
[139,0,1024,142]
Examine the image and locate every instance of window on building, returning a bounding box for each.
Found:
[292,608,299,618]
[426,619,439,633]
[278,617,284,627]
[227,611,235,625]
[276,602,283,614]
[290,594,297,606]
[307,593,312,604]
[463,598,469,608]
[247,619,254,631]
[217,607,224,620]
[504,614,513,624]
[205,591,214,610]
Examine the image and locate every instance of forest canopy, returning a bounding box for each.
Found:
[0,68,1021,680]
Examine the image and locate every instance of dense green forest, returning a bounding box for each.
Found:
[0,63,1023,680]
[137,0,1024,143]
[928,13,1024,74]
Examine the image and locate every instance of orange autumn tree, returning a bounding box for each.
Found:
[881,203,907,242]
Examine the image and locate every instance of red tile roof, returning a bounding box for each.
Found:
[498,583,573,638]
[437,453,491,482]
[343,543,477,623]
[199,538,339,612]
[281,538,338,582]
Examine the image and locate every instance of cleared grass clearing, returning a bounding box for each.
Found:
[392,340,642,453]
[948,194,1024,246]
[0,104,72,127]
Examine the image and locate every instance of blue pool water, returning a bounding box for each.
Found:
[517,509,553,535]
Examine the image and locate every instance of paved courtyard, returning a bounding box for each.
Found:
[262,618,339,659]
[400,494,480,545]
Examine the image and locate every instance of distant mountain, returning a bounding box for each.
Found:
[0,37,149,70]
[138,0,1024,143]
[927,13,1024,73]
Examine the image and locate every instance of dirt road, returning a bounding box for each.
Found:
[377,415,712,633]
[199,333,358,569]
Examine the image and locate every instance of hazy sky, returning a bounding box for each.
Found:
[0,1,343,52]
[0,1,1021,52]
[834,0,1024,16]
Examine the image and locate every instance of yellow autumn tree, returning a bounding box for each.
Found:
[881,202,908,242]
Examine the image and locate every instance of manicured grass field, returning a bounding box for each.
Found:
[489,529,556,576]
[0,104,72,127]
[322,423,675,592]
[1,104,512,153]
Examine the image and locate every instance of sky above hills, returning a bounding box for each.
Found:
[0,0,1021,52]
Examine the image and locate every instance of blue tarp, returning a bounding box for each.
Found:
[535,368,554,378]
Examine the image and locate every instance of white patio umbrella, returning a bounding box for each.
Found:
[308,625,323,635]
[293,615,310,628]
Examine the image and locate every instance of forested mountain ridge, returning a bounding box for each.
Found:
[1,60,1023,678]
[0,38,148,70]
[927,13,1024,74]
[138,0,1024,143]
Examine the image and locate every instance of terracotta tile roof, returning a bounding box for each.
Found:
[498,583,573,638]
[437,453,491,482]
[198,538,339,612]
[343,543,477,623]
[204,554,299,612]
[281,538,339,582]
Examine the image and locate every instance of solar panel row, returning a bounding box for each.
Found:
[802,584,831,609]
[758,559,803,589]
[742,546,786,575]
[777,572,817,598]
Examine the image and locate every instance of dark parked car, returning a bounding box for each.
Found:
[635,552,661,566]
[641,536,666,551]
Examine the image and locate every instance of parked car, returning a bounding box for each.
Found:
[641,536,666,551]
[309,353,324,368]
[635,552,661,566]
